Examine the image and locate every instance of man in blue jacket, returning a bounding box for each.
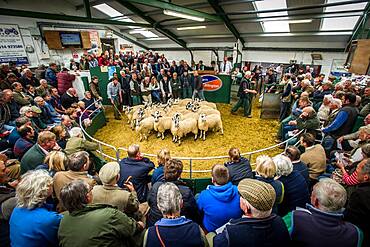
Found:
[118,144,154,203]
[197,164,242,232]
[45,63,58,87]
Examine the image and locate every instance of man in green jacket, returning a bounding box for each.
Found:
[231,71,257,117]
[283,106,320,144]
[12,82,31,107]
[64,127,98,155]
[20,130,58,174]
[58,180,145,247]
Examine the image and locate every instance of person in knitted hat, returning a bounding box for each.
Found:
[91,162,139,216]
[210,178,291,246]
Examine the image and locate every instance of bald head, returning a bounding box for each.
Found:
[127,144,140,158]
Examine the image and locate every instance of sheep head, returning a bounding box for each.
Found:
[199,113,207,122]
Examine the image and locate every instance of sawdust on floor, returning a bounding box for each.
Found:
[94,99,281,178]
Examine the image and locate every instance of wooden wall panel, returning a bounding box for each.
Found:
[81,31,91,49]
[44,31,63,50]
[349,39,370,75]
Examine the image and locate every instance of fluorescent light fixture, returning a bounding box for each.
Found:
[254,0,290,33]
[93,3,122,17]
[129,29,159,38]
[260,33,294,37]
[288,19,313,24]
[144,37,169,41]
[129,29,148,34]
[163,9,205,22]
[177,26,206,31]
[317,31,352,35]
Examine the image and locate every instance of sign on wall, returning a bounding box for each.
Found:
[0,24,28,64]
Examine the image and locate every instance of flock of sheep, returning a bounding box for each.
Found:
[122,98,224,144]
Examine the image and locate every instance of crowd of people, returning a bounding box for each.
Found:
[0,49,369,247]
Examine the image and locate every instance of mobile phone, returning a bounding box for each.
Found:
[125,176,132,184]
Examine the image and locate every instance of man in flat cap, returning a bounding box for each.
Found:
[210,178,291,246]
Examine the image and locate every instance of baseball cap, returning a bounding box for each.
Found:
[99,162,120,184]
[238,178,276,212]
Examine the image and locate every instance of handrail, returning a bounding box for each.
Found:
[79,102,305,176]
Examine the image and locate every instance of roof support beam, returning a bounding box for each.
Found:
[157,9,363,27]
[123,0,221,22]
[347,1,370,47]
[226,0,368,15]
[116,0,187,49]
[0,8,151,28]
[208,0,245,46]
[83,0,91,18]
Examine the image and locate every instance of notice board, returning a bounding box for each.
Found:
[0,24,28,64]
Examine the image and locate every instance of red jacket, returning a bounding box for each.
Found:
[57,72,75,94]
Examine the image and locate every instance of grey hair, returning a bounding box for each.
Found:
[241,198,271,219]
[19,106,32,116]
[273,154,293,176]
[312,178,347,212]
[361,159,370,175]
[70,127,83,137]
[60,180,90,213]
[34,96,43,103]
[16,170,53,209]
[331,98,342,107]
[40,79,47,84]
[157,182,182,216]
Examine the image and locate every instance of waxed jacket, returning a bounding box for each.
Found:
[58,204,142,247]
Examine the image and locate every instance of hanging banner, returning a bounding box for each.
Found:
[0,24,28,64]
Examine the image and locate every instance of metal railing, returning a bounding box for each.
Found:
[79,102,305,178]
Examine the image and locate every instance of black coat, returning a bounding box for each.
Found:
[344,182,370,246]
[60,93,78,109]
[147,180,201,227]
[224,157,253,185]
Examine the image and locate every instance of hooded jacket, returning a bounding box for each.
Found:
[197,182,242,232]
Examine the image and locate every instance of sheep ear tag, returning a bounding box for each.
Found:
[201,75,222,92]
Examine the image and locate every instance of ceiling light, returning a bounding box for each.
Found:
[129,29,159,38]
[144,37,169,41]
[163,9,205,22]
[93,3,122,17]
[288,19,313,24]
[129,29,148,34]
[177,26,206,31]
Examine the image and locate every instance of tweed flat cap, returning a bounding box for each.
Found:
[99,162,120,184]
[238,178,276,212]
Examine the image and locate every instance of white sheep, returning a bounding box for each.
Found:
[135,116,155,141]
[152,111,172,140]
[130,107,145,129]
[199,101,217,109]
[198,113,224,140]
[171,115,198,145]
[178,98,193,107]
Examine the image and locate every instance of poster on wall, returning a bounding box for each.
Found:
[108,66,116,79]
[0,24,28,65]
[89,30,101,54]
